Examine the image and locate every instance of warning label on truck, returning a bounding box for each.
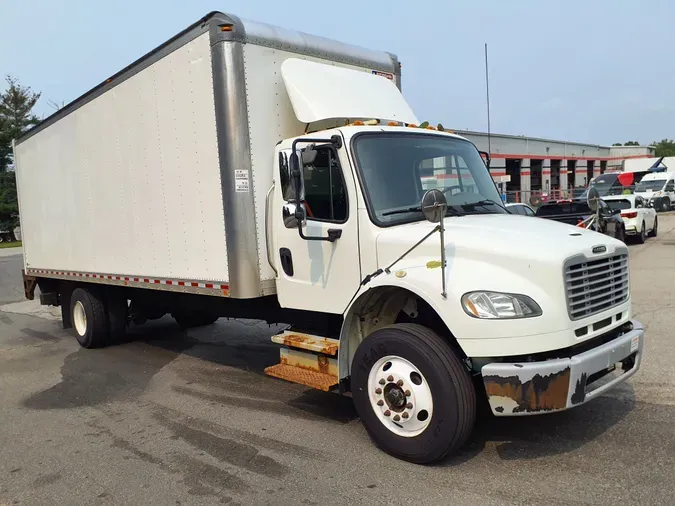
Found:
[372,70,394,80]
[235,179,250,192]
[234,170,248,180]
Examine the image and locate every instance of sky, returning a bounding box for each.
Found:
[1,0,673,146]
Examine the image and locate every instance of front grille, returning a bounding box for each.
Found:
[565,253,629,320]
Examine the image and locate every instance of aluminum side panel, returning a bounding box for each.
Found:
[14,33,229,282]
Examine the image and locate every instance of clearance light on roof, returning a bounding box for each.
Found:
[220,24,234,32]
[403,121,454,133]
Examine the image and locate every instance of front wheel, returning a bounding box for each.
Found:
[351,324,476,464]
[661,197,671,212]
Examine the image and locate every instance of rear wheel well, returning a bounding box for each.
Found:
[340,286,466,381]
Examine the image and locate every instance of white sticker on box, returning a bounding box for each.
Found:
[235,179,250,192]
[234,170,248,180]
[630,335,639,353]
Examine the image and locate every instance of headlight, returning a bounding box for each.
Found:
[461,291,542,319]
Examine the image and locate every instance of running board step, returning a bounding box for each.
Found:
[264,364,338,392]
[271,331,339,356]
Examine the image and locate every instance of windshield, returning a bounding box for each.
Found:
[605,199,633,211]
[635,179,666,192]
[589,174,632,196]
[352,133,506,225]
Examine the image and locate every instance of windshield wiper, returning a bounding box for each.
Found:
[460,199,506,212]
[382,205,463,217]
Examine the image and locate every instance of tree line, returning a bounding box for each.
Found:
[612,139,675,157]
[0,76,40,240]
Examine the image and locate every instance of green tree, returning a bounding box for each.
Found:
[0,76,41,239]
[651,139,675,158]
[623,141,640,146]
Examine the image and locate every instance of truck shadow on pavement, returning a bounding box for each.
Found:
[22,317,643,465]
[128,318,359,424]
[444,391,639,466]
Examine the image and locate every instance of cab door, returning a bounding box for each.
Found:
[272,140,361,314]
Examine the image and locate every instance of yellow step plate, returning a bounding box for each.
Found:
[264,363,338,392]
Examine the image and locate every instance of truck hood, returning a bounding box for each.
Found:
[375,214,624,268]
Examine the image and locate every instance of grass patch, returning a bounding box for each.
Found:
[0,241,21,249]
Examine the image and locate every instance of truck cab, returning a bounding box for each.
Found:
[261,59,644,463]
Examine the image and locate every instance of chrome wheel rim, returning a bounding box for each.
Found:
[367,355,433,437]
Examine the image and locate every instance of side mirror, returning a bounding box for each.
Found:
[282,202,307,229]
[612,208,622,215]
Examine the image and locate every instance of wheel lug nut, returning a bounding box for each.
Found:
[379,379,386,385]
[387,375,394,382]
[393,415,400,422]
[375,388,382,394]
[404,390,411,396]
[397,380,404,386]
[384,410,391,417]
[377,400,384,406]
[402,412,409,419]
[406,402,413,409]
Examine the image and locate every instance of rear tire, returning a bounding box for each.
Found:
[615,225,625,243]
[69,288,109,348]
[649,217,658,237]
[637,222,646,244]
[351,324,476,464]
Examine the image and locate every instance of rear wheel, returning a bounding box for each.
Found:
[351,324,476,464]
[649,217,658,237]
[70,288,109,348]
[615,225,625,243]
[637,221,646,244]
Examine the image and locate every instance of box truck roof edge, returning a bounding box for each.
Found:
[15,11,402,145]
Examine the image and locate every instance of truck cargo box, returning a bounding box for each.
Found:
[14,11,401,299]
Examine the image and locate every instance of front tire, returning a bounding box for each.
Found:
[351,324,476,464]
[661,197,670,212]
[70,288,109,348]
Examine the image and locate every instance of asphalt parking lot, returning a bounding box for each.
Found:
[1,216,674,506]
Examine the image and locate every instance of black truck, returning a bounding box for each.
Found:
[535,198,626,242]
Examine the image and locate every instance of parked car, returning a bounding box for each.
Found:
[505,202,535,216]
[602,195,657,243]
[535,198,626,242]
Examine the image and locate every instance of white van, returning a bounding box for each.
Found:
[634,172,675,212]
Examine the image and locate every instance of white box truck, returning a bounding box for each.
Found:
[14,11,644,463]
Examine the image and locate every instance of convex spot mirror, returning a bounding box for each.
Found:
[587,186,601,213]
[421,189,448,223]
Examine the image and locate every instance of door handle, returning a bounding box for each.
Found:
[279,248,294,276]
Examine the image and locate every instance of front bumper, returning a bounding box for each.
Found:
[481,320,643,416]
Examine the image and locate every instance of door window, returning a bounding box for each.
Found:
[302,146,348,222]
[666,180,675,192]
